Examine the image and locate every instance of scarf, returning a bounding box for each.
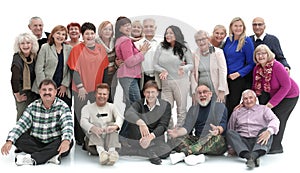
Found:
[20,52,35,90]
[254,59,274,95]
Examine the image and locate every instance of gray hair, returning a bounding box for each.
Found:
[13,32,39,54]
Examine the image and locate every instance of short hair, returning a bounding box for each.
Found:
[213,25,227,35]
[143,80,159,92]
[48,25,68,45]
[253,44,275,63]
[38,78,57,90]
[67,22,81,31]
[13,32,39,54]
[28,16,43,26]
[143,18,156,26]
[81,22,96,34]
[194,30,209,40]
[96,83,110,92]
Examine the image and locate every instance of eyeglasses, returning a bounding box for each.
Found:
[256,52,268,56]
[197,90,210,95]
[195,37,208,43]
[252,23,264,27]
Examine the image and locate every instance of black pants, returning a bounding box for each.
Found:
[15,132,73,165]
[270,96,298,151]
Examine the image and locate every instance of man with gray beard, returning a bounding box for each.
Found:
[167,84,228,166]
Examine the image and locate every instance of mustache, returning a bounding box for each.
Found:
[43,94,52,97]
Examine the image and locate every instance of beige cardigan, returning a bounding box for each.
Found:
[190,47,229,96]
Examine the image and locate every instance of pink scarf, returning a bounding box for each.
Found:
[254,59,274,95]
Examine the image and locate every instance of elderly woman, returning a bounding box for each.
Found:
[190,30,229,104]
[252,44,299,154]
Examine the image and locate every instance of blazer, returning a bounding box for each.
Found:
[32,43,72,98]
[190,47,229,96]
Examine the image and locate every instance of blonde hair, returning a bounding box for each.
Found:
[229,17,246,51]
[253,44,275,63]
[213,25,227,35]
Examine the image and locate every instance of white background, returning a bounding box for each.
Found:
[0,0,299,172]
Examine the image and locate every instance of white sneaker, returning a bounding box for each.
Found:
[170,152,185,164]
[184,154,205,166]
[47,154,61,165]
[15,154,35,166]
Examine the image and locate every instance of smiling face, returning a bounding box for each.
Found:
[144,87,159,105]
[100,23,113,40]
[195,33,209,53]
[95,88,109,107]
[242,90,257,109]
[212,28,226,44]
[28,18,44,39]
[252,17,265,38]
[53,29,67,45]
[165,28,176,45]
[39,83,57,103]
[83,29,96,47]
[68,26,80,40]
[19,39,33,57]
[119,22,132,37]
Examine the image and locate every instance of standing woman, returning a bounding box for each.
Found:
[11,32,39,121]
[252,44,299,154]
[209,25,227,49]
[95,21,119,102]
[190,30,228,104]
[32,25,72,108]
[114,16,150,138]
[223,17,255,117]
[154,25,193,128]
[65,22,81,47]
[67,22,109,146]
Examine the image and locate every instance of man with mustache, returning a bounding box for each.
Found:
[168,84,228,166]
[1,79,73,166]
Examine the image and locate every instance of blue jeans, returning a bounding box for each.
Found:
[118,77,141,138]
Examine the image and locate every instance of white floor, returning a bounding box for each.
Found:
[1,96,299,173]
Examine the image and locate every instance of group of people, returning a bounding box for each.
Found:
[1,15,298,169]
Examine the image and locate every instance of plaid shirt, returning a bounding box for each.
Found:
[7,97,73,144]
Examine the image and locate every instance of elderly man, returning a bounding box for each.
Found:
[168,84,228,166]
[226,89,280,169]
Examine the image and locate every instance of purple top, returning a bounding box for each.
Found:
[252,60,299,107]
[228,104,279,137]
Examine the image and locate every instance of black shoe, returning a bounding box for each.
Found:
[268,148,283,154]
[246,158,255,169]
[147,150,162,165]
[254,158,260,167]
[14,148,22,153]
[76,140,83,146]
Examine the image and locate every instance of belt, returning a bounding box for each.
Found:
[144,72,155,77]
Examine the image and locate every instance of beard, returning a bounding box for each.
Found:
[198,99,210,107]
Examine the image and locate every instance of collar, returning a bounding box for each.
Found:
[255,32,266,41]
[144,98,160,111]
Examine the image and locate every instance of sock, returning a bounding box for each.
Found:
[108,147,115,152]
[96,146,105,154]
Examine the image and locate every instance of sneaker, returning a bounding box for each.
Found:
[184,154,205,166]
[47,154,61,165]
[170,152,185,165]
[106,151,119,165]
[99,151,109,165]
[15,154,35,166]
[246,158,255,169]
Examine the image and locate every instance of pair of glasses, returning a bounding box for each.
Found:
[197,90,210,95]
[195,37,208,42]
[256,52,268,56]
[252,23,264,27]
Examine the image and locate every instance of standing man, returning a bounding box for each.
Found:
[28,16,50,52]
[1,79,73,166]
[135,18,162,95]
[250,17,290,73]
[226,89,279,169]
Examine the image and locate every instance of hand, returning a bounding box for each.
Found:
[139,124,150,137]
[257,130,271,145]
[58,140,71,155]
[14,92,27,102]
[228,72,240,80]
[57,85,67,97]
[90,126,106,136]
[209,124,220,136]
[78,87,87,101]
[115,58,124,67]
[159,70,168,80]
[266,102,274,109]
[106,125,118,134]
[139,41,151,54]
[178,66,184,76]
[167,128,178,138]
[233,103,243,111]
[139,135,153,149]
[216,91,225,103]
[1,141,13,155]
